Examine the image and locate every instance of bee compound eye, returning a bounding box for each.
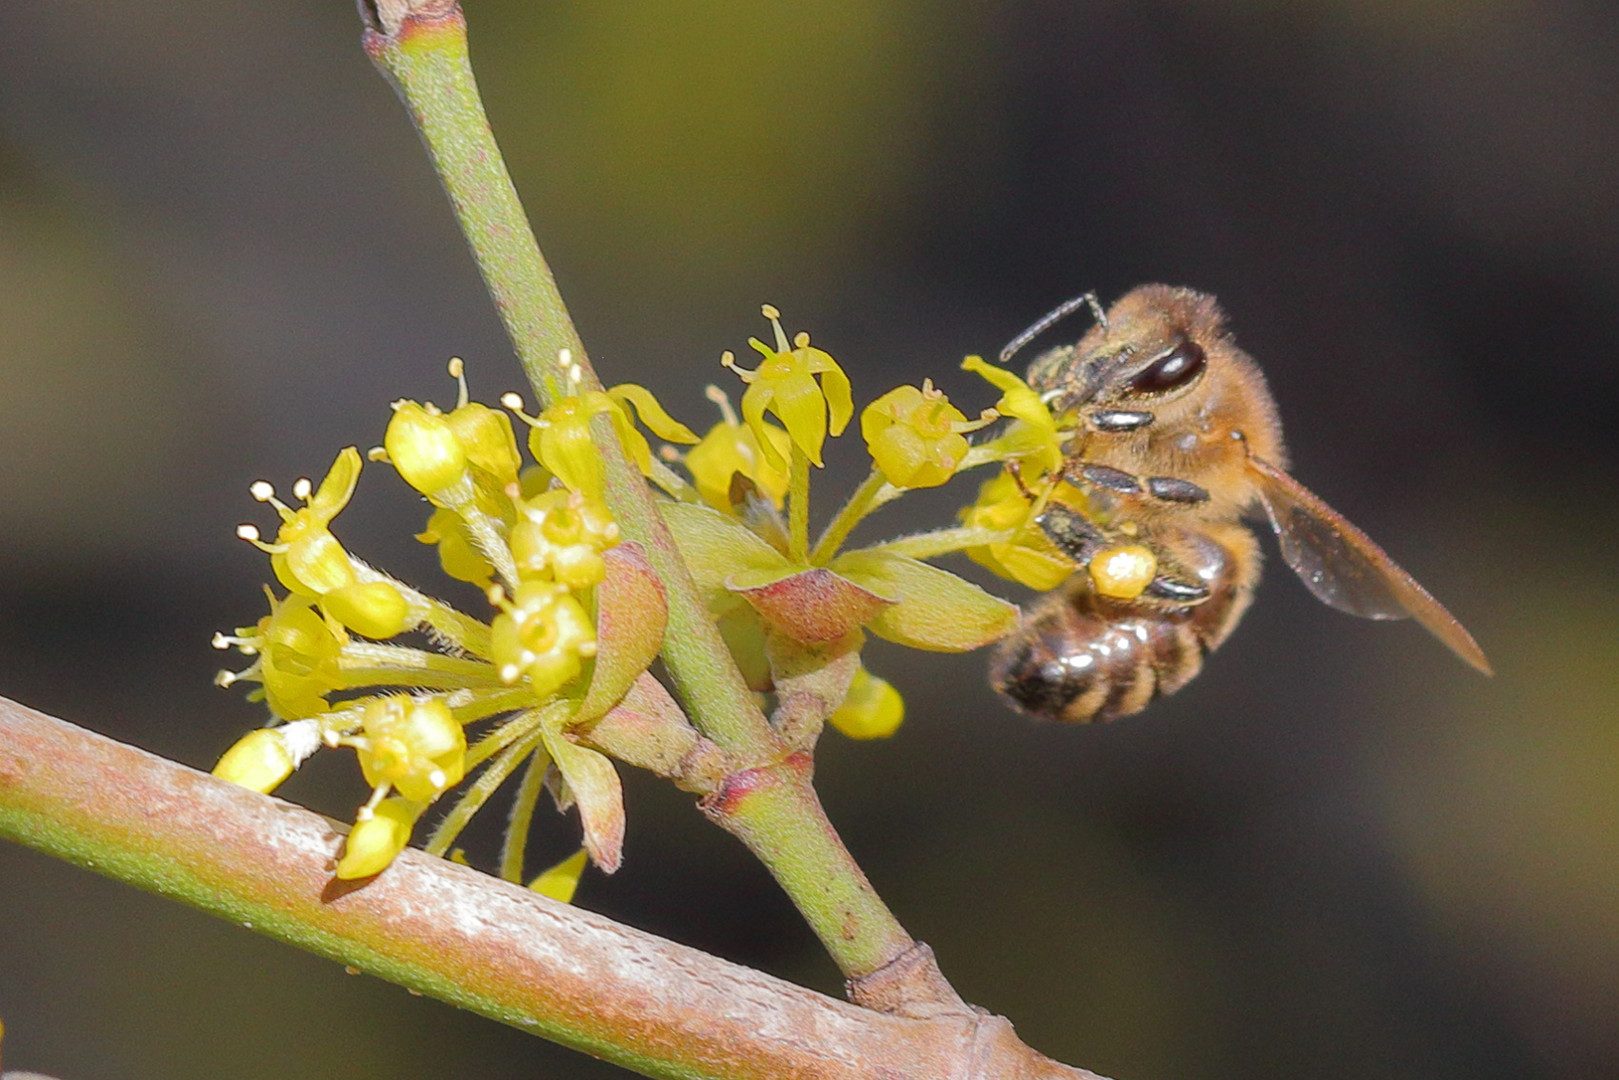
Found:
[1127,339,1206,396]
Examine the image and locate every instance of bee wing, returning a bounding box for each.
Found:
[1247,455,1491,674]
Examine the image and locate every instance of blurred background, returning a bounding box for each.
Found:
[1,1,1616,1077]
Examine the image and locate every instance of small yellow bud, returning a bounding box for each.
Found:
[386,401,468,496]
[828,666,905,740]
[212,728,295,793]
[529,847,589,903]
[321,581,411,639]
[1088,544,1157,599]
[335,796,420,879]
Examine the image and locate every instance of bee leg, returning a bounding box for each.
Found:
[1145,476,1210,504]
[1033,502,1106,564]
[1068,463,1210,506]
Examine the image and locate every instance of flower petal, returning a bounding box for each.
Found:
[608,384,699,444]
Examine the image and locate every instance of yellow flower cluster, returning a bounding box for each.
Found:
[213,358,665,883]
[211,305,1097,887]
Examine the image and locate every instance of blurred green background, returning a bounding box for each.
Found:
[2,1,1617,1077]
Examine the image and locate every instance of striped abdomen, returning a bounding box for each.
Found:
[989,524,1258,723]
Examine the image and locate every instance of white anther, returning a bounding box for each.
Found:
[249,481,275,501]
[501,392,524,410]
[237,524,262,542]
[292,478,313,501]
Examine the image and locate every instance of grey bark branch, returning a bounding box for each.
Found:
[0,697,1105,1080]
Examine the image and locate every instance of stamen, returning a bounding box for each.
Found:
[501,393,544,428]
[720,350,757,381]
[449,357,469,408]
[761,303,791,353]
[292,478,313,502]
[367,446,389,462]
[705,384,740,426]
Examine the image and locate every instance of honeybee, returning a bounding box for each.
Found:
[989,285,1490,723]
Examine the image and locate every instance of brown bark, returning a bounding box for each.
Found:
[0,697,1106,1080]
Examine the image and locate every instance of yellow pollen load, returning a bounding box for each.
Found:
[1088,545,1158,600]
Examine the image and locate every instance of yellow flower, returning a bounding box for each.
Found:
[828,665,905,739]
[335,796,421,879]
[490,581,598,695]
[722,305,852,469]
[960,471,1078,591]
[349,695,467,805]
[217,592,346,720]
[415,506,495,586]
[443,359,523,487]
[385,400,469,498]
[506,383,696,500]
[861,380,990,489]
[509,488,621,589]
[683,386,792,510]
[961,355,1064,477]
[241,447,362,598]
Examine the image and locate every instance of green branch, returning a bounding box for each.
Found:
[361,3,915,981]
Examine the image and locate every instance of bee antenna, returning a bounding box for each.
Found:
[999,291,1106,366]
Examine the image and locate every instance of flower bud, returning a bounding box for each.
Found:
[322,581,412,639]
[213,728,294,793]
[828,666,904,740]
[445,401,522,486]
[335,796,419,879]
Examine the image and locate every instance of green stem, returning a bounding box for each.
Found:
[705,755,912,977]
[810,469,887,565]
[427,720,551,856]
[861,526,1013,561]
[500,748,548,883]
[365,5,917,985]
[788,447,812,563]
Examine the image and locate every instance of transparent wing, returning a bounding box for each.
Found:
[1248,455,1491,674]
